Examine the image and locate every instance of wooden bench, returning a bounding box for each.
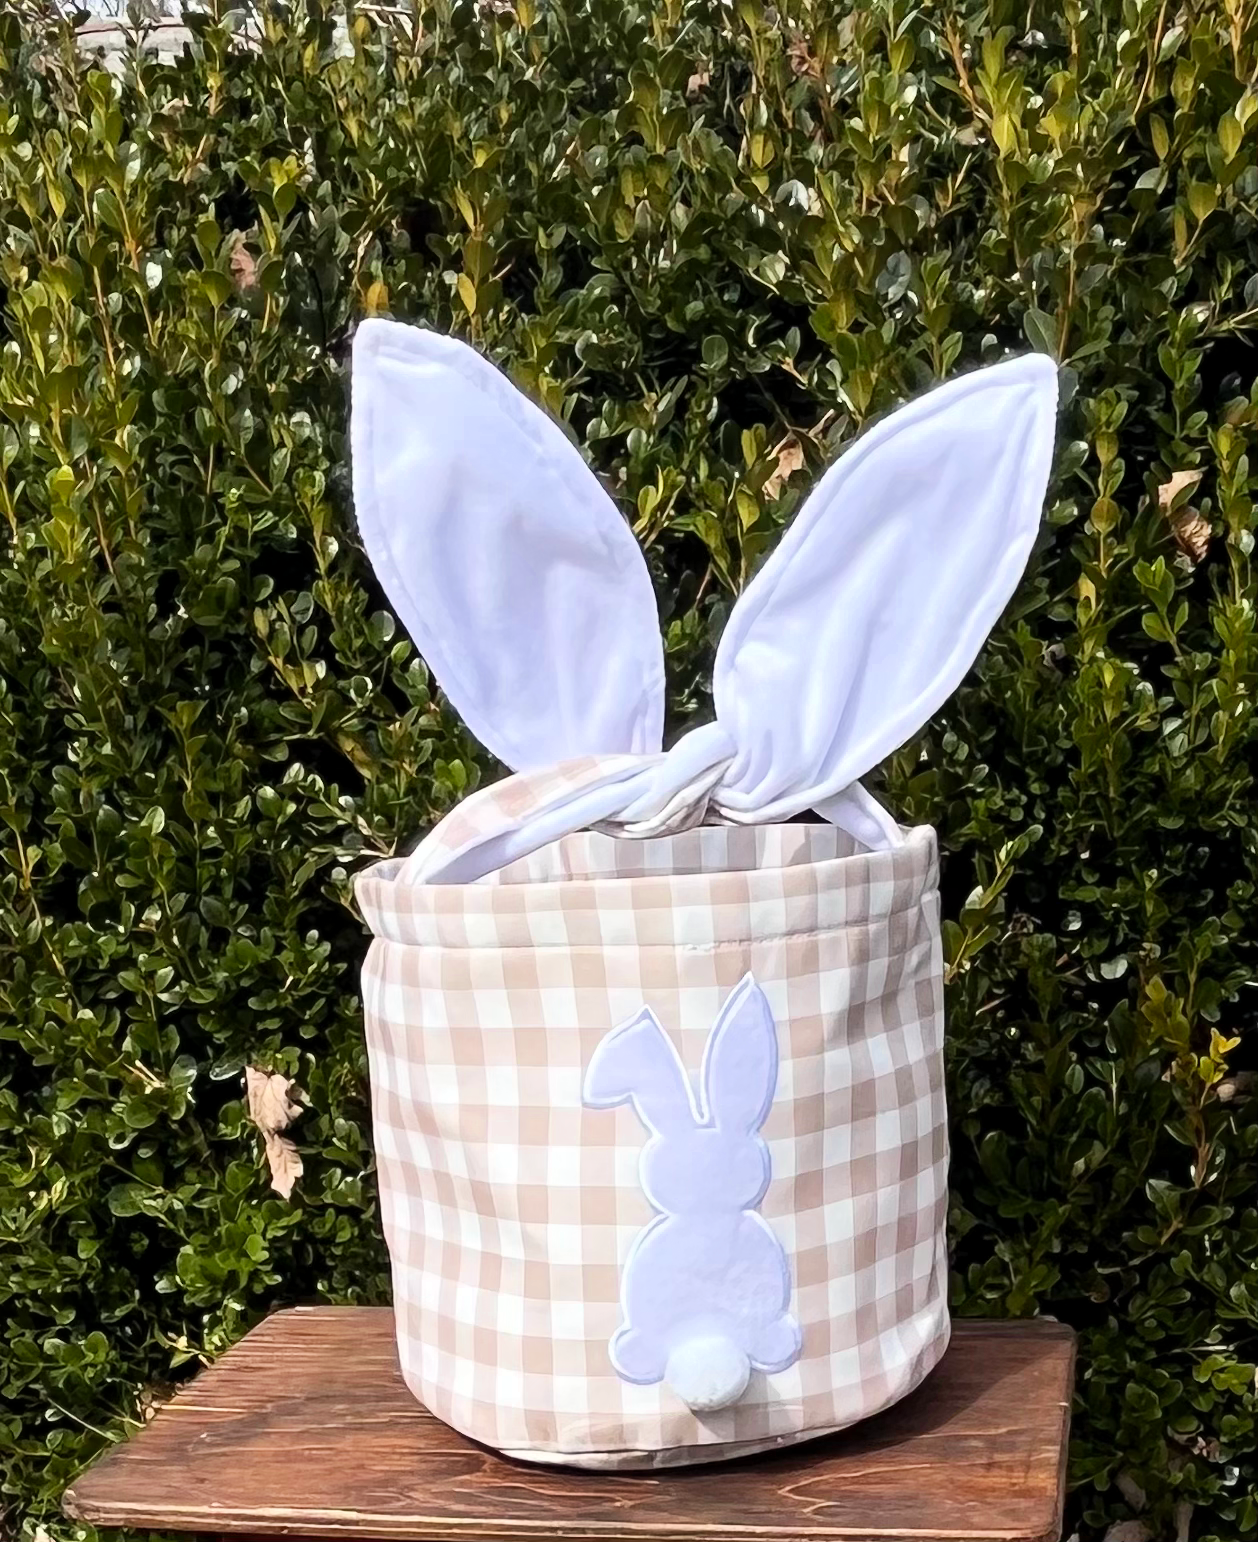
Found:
[63,1308,1075,1542]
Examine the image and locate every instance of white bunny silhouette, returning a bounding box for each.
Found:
[583,974,800,1413]
[350,320,1057,883]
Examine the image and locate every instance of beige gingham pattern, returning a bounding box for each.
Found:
[396,754,647,884]
[357,787,950,1464]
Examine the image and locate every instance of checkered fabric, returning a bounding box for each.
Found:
[357,780,950,1466]
[396,754,643,882]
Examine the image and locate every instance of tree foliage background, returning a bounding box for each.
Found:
[2,1,1258,1537]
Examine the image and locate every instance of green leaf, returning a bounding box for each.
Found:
[1150,115,1170,159]
[1219,111,1243,163]
[1188,182,1218,222]
[106,1183,150,1217]
[199,269,234,308]
[1022,307,1058,356]
[701,334,729,370]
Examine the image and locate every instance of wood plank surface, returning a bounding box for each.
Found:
[63,1308,1075,1542]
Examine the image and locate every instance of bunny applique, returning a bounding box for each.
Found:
[349,320,1058,1466]
[583,973,800,1412]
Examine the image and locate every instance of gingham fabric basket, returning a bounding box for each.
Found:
[348,320,1058,1466]
[357,812,950,1466]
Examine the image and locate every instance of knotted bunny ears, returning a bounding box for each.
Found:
[351,320,1057,879]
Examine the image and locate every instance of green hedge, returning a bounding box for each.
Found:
[2,1,1257,1537]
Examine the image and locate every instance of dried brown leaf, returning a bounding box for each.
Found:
[764,438,805,501]
[1216,1070,1255,1102]
[1158,468,1204,510]
[138,1383,175,1423]
[786,33,821,79]
[1158,468,1211,563]
[246,1064,301,1130]
[245,1066,303,1198]
[1101,1522,1154,1542]
[259,1130,303,1198]
[1170,507,1211,565]
[230,241,258,292]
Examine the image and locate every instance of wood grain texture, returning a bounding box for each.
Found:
[63,1308,1075,1542]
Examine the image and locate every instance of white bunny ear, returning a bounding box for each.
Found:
[713,354,1058,823]
[351,319,665,770]
[583,1007,698,1138]
[700,975,778,1135]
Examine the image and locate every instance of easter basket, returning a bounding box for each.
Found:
[349,321,1057,1468]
